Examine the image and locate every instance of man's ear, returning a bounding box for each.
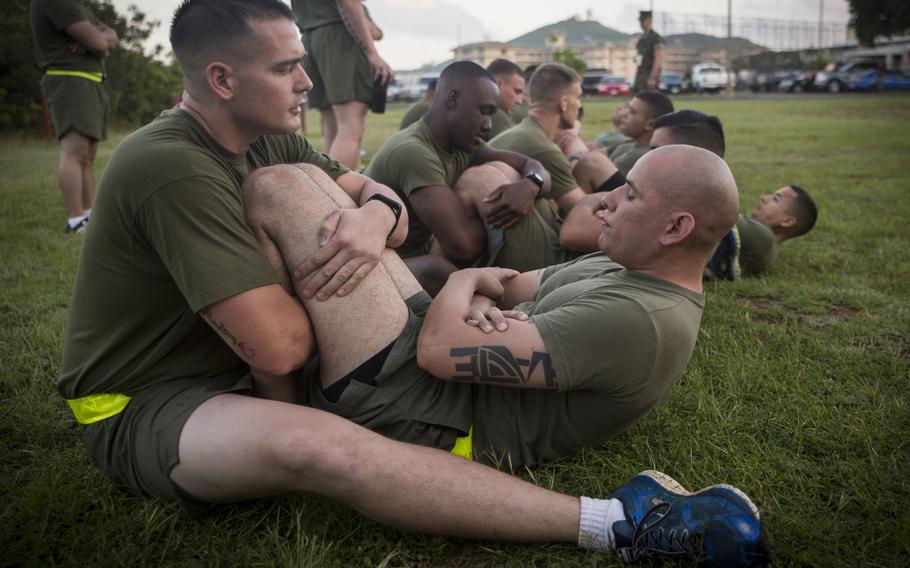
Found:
[558,95,568,113]
[660,211,695,245]
[445,88,458,110]
[778,214,797,229]
[206,61,236,101]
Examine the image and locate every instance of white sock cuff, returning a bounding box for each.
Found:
[577,496,610,550]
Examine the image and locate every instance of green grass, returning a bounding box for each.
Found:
[2,95,909,567]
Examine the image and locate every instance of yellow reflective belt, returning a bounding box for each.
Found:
[450,426,474,461]
[46,69,104,83]
[66,393,131,425]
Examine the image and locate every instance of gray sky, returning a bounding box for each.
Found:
[114,0,851,69]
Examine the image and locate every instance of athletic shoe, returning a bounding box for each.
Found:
[705,225,741,281]
[64,218,89,235]
[609,470,768,567]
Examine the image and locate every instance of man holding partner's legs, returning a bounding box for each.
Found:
[59,2,767,566]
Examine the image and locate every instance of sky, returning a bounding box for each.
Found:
[113,0,851,70]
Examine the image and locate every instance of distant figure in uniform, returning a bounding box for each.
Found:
[30,0,119,234]
[633,11,663,94]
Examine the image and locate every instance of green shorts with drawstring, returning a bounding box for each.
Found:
[42,74,109,141]
[301,22,373,110]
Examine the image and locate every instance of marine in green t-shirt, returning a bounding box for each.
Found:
[633,11,664,93]
[485,59,525,139]
[30,0,119,232]
[310,144,740,470]
[364,61,552,286]
[399,101,431,130]
[609,140,651,176]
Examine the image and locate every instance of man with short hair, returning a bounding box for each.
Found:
[291,0,393,169]
[644,110,818,278]
[609,91,674,174]
[485,58,525,139]
[365,61,551,282]
[399,78,436,130]
[510,64,537,123]
[484,63,623,269]
[30,0,119,234]
[633,10,664,93]
[57,4,768,566]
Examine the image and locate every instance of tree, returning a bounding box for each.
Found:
[848,0,910,46]
[552,48,587,75]
[0,0,44,129]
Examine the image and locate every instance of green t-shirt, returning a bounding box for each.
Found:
[399,101,430,130]
[473,253,705,468]
[364,119,482,258]
[488,117,578,271]
[488,108,514,140]
[595,132,632,152]
[610,141,650,175]
[59,108,348,399]
[290,0,341,31]
[30,0,104,72]
[510,100,529,124]
[737,216,779,276]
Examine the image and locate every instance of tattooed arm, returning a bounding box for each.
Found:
[336,0,394,85]
[417,268,558,389]
[199,283,316,378]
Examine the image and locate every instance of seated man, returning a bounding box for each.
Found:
[398,78,436,130]
[58,3,768,567]
[365,61,553,284]
[509,64,537,123]
[485,58,525,139]
[482,63,625,269]
[593,105,632,152]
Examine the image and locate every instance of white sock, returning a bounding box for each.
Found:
[577,497,626,550]
[68,214,87,228]
[83,208,92,218]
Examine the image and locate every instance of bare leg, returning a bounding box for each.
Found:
[58,131,93,218]
[82,140,97,211]
[573,152,618,194]
[241,164,416,387]
[326,100,368,169]
[320,108,337,154]
[171,393,579,540]
[453,162,521,221]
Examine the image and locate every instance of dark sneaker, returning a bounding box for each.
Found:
[64,217,89,235]
[609,470,768,567]
[705,225,741,281]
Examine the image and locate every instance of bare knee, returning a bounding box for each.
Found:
[60,132,92,166]
[574,152,617,192]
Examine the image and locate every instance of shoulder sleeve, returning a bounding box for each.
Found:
[43,0,93,30]
[532,293,656,393]
[538,147,577,199]
[384,143,449,198]
[137,177,278,312]
[654,32,665,46]
[258,134,349,180]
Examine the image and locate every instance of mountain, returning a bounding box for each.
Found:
[507,17,631,46]
[663,32,764,51]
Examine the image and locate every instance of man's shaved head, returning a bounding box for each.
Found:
[170,0,294,92]
[435,61,496,95]
[642,145,740,255]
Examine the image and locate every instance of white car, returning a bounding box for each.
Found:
[691,63,733,93]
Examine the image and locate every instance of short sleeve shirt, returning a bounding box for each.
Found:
[364,119,482,257]
[610,141,650,175]
[737,216,779,276]
[59,108,348,398]
[636,30,664,74]
[399,101,430,130]
[488,108,515,140]
[472,253,704,468]
[30,0,104,72]
[489,117,576,200]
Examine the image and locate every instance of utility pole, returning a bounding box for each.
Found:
[818,0,824,48]
[725,0,734,96]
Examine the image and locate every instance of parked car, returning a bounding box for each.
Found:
[691,63,733,93]
[658,72,684,94]
[595,76,630,96]
[399,74,438,101]
[582,68,610,95]
[847,69,910,91]
[777,71,814,93]
[813,61,879,93]
[386,78,406,101]
[751,70,800,93]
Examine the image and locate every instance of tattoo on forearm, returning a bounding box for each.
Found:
[337,3,370,54]
[449,346,556,386]
[200,307,256,359]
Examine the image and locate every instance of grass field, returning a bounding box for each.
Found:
[2,95,909,567]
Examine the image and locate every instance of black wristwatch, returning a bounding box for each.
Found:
[367,193,402,241]
[524,171,545,195]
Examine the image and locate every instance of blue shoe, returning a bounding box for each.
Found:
[705,225,741,281]
[609,470,768,567]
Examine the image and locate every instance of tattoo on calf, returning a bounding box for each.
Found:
[200,307,256,359]
[449,346,557,387]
